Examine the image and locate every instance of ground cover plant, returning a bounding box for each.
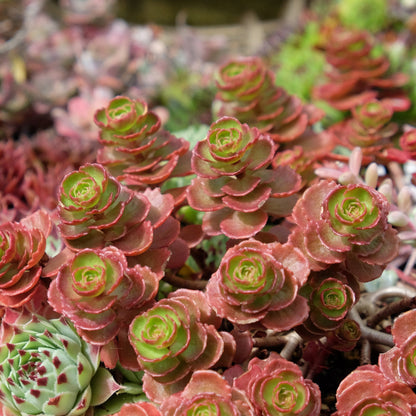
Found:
[2,0,416,415]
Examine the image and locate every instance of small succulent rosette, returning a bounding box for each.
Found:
[234,352,321,416]
[57,163,179,271]
[297,268,360,339]
[0,210,51,308]
[0,309,120,416]
[289,179,399,281]
[187,117,301,239]
[94,96,191,190]
[379,309,416,387]
[313,28,410,111]
[159,370,255,416]
[398,128,416,160]
[214,57,322,143]
[112,401,161,416]
[128,289,235,401]
[334,364,416,416]
[48,246,160,370]
[205,239,309,331]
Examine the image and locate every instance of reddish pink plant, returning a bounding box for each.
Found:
[48,246,160,369]
[314,28,410,112]
[399,129,416,160]
[187,116,301,238]
[111,401,161,416]
[289,179,399,281]
[160,370,255,416]
[234,352,321,416]
[379,309,416,387]
[205,239,309,331]
[0,210,50,308]
[94,96,192,194]
[334,364,416,416]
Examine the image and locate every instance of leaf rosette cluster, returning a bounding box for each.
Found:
[187,117,301,238]
[48,246,159,369]
[0,210,50,308]
[313,28,410,111]
[57,163,178,271]
[0,309,106,416]
[379,309,416,388]
[214,57,322,143]
[206,239,309,331]
[297,269,359,338]
[334,365,416,416]
[94,96,191,190]
[290,179,399,281]
[160,370,255,416]
[234,352,321,416]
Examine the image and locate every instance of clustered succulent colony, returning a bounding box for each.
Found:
[2,0,416,415]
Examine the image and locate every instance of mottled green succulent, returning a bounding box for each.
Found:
[0,309,120,416]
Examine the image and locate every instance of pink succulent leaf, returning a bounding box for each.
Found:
[234,352,321,416]
[159,370,255,416]
[112,401,162,416]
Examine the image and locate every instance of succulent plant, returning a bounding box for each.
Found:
[334,364,416,416]
[160,369,255,416]
[213,56,322,144]
[205,239,309,331]
[128,289,231,400]
[289,179,400,281]
[0,210,51,308]
[57,163,178,271]
[48,246,160,369]
[0,308,119,416]
[313,28,410,112]
[326,318,361,352]
[187,116,301,238]
[379,309,416,387]
[398,128,416,160]
[234,352,321,416]
[94,96,192,192]
[111,401,161,416]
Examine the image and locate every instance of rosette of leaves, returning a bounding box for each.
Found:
[326,318,361,352]
[289,179,399,281]
[128,289,233,401]
[379,309,416,387]
[0,210,51,308]
[187,116,301,239]
[234,352,321,416]
[398,129,416,160]
[0,308,120,416]
[205,239,309,331]
[94,96,192,191]
[334,364,416,416]
[213,56,323,144]
[297,268,359,338]
[160,370,255,416]
[330,99,399,162]
[57,163,179,272]
[48,246,160,370]
[313,28,410,112]
[112,401,161,416]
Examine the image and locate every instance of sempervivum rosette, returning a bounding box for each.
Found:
[0,308,119,416]
[57,163,179,271]
[205,239,309,331]
[234,352,321,416]
[129,289,235,401]
[297,268,360,339]
[313,28,410,112]
[160,370,255,416]
[0,210,50,308]
[334,365,416,416]
[187,117,301,239]
[48,246,159,370]
[94,96,191,191]
[379,309,416,387]
[289,179,399,281]
[214,57,323,144]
